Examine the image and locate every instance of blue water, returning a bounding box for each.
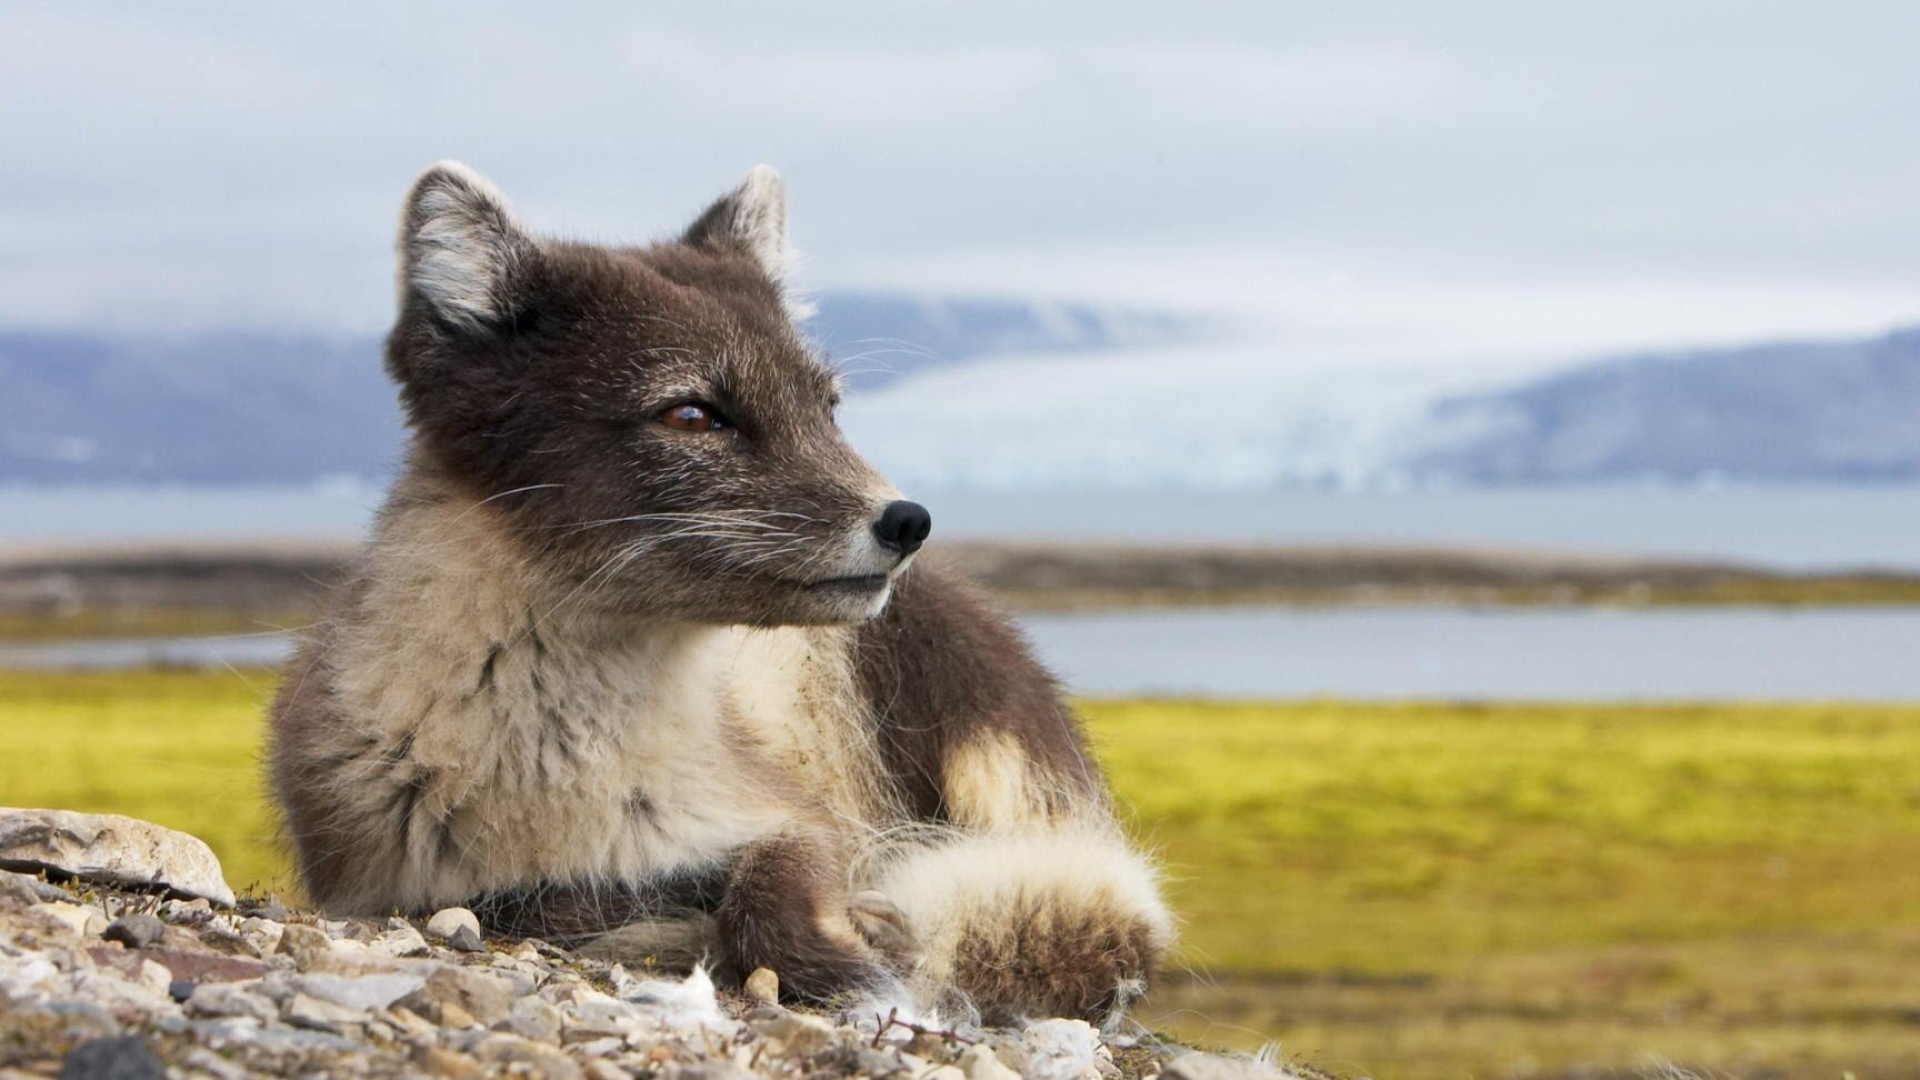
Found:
[4,482,1920,570]
[3,606,1913,700]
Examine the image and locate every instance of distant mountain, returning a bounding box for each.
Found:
[0,330,394,485]
[6,302,1916,489]
[0,292,1201,484]
[831,323,1920,492]
[1412,327,1920,484]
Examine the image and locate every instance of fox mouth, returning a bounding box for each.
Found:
[803,573,891,593]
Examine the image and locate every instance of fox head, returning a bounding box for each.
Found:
[384,162,929,626]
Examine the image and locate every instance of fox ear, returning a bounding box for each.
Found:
[683,165,795,287]
[397,161,538,333]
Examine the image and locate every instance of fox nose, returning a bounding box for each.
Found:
[873,500,932,557]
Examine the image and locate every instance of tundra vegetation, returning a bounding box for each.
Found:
[4,669,1917,1079]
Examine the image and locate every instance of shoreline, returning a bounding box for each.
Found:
[4,537,1919,643]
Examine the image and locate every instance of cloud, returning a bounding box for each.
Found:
[1,0,1918,348]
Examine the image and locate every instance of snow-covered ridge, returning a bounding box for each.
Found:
[842,324,1920,491]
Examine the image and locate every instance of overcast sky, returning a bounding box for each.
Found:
[6,1,1920,362]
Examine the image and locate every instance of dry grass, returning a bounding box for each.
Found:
[3,672,1916,1078]
[1085,699,1920,1079]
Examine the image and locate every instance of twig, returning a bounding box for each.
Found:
[871,1007,978,1048]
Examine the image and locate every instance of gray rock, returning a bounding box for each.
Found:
[448,924,486,953]
[102,913,165,949]
[186,982,278,1023]
[274,923,334,969]
[189,1016,265,1044]
[0,866,70,903]
[57,1035,163,1080]
[398,965,516,1027]
[284,991,367,1033]
[503,995,563,1043]
[292,969,430,1012]
[474,1032,584,1080]
[0,808,234,907]
[38,1000,123,1040]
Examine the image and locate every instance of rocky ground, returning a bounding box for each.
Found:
[0,809,1295,1080]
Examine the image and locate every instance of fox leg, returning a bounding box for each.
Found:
[873,731,1176,1027]
[717,828,902,1002]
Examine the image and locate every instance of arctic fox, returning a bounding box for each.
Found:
[268,162,1173,1025]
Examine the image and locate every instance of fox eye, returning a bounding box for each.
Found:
[658,402,731,433]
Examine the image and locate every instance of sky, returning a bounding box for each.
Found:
[6,1,1920,366]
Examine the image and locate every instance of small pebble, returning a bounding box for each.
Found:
[102,913,166,949]
[744,966,779,1005]
[449,923,487,953]
[167,979,196,1003]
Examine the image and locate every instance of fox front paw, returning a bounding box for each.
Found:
[719,894,893,1002]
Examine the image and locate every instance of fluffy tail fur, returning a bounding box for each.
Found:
[864,828,1175,1027]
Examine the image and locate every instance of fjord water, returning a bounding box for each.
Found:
[4,482,1915,699]
[4,606,1916,700]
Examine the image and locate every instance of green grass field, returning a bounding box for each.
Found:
[4,670,1917,1079]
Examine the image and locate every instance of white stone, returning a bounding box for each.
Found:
[371,923,431,957]
[292,970,431,1012]
[238,917,284,955]
[1007,1019,1100,1080]
[425,906,482,941]
[0,808,234,906]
